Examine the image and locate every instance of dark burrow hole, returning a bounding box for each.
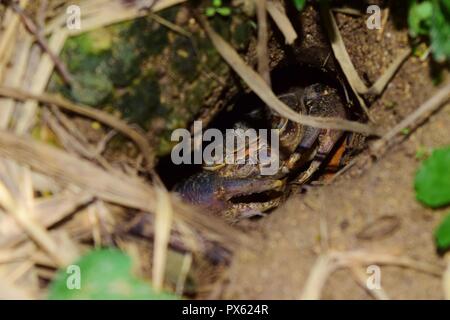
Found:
[156,63,364,203]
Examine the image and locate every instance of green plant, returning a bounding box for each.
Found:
[205,0,232,17]
[435,213,450,250]
[415,146,450,251]
[415,146,450,208]
[48,248,178,300]
[292,0,307,11]
[408,0,450,62]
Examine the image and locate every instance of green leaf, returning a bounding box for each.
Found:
[216,7,232,16]
[408,1,433,37]
[293,0,306,11]
[205,7,216,17]
[435,212,450,250]
[212,0,222,8]
[415,146,450,208]
[408,0,450,62]
[48,248,178,300]
[430,0,450,62]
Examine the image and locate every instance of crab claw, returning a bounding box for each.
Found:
[174,171,284,221]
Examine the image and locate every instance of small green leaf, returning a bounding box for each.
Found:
[415,146,450,208]
[292,0,306,11]
[48,248,178,300]
[212,0,222,8]
[435,213,450,250]
[216,7,232,16]
[401,127,411,135]
[205,7,216,17]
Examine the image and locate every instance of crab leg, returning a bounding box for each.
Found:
[224,197,282,222]
[295,127,344,184]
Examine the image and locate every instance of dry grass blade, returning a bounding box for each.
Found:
[331,7,363,16]
[0,190,93,247]
[45,0,187,35]
[256,0,271,85]
[200,17,379,136]
[0,244,33,264]
[320,5,411,124]
[320,7,368,93]
[176,253,192,296]
[43,107,114,170]
[152,176,174,291]
[0,86,155,168]
[0,130,155,210]
[0,161,74,266]
[0,130,248,248]
[11,1,74,86]
[299,254,337,300]
[0,0,29,75]
[443,255,450,300]
[14,29,68,134]
[367,48,411,96]
[0,28,32,130]
[321,6,410,97]
[147,11,192,38]
[266,1,297,44]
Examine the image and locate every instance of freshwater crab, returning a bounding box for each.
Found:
[175,83,347,222]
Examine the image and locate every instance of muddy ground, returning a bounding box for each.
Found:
[220,5,450,299]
